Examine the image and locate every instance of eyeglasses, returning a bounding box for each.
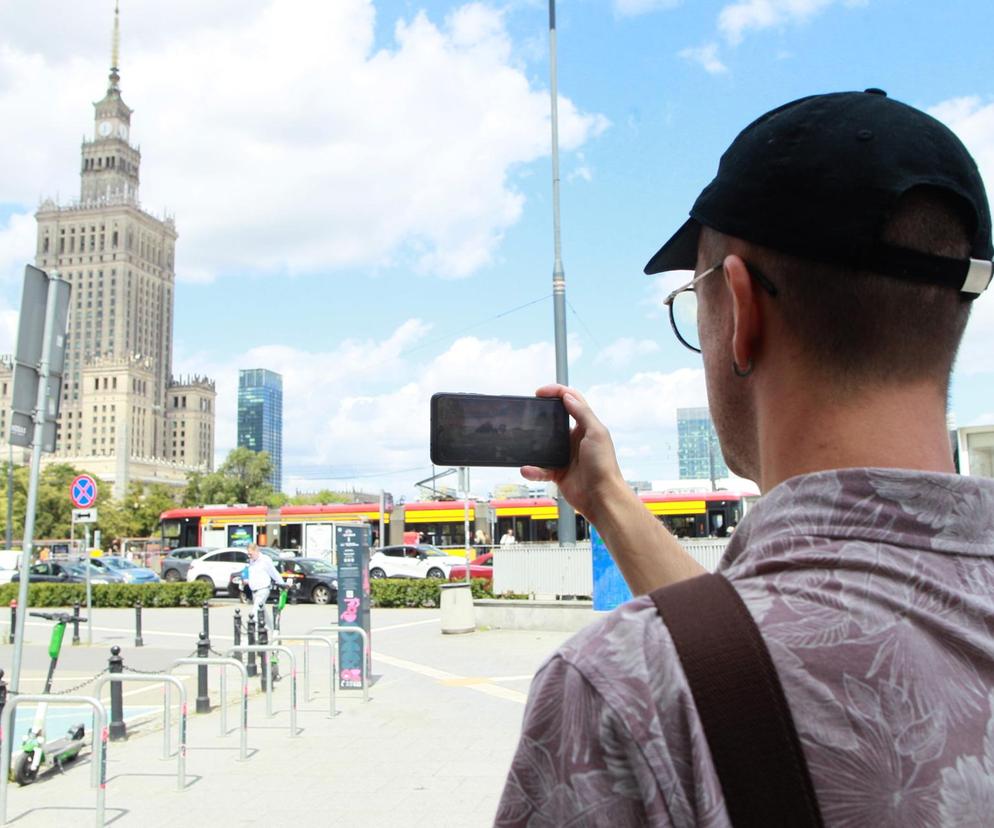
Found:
[663,260,778,353]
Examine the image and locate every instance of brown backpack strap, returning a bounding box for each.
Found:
[650,573,824,828]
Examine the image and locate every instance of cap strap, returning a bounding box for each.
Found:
[866,243,991,298]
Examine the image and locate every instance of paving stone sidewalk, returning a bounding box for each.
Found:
[0,604,573,827]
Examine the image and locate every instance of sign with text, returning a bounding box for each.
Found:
[335,523,371,689]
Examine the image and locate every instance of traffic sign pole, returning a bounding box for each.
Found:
[10,271,63,697]
[86,524,93,645]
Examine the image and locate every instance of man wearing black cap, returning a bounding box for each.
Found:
[497,91,994,826]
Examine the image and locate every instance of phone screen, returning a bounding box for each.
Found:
[430,393,570,468]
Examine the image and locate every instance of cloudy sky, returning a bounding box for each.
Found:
[2,0,993,498]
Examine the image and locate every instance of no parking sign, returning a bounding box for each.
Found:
[70,474,98,509]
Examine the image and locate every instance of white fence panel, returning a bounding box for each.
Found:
[494,543,592,597]
[493,538,732,597]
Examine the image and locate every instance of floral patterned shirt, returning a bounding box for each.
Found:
[496,469,994,827]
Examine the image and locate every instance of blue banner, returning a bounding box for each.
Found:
[591,525,632,612]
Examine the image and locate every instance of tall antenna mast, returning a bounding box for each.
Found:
[109,0,121,90]
[548,0,576,544]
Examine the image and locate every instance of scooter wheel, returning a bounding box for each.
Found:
[13,752,38,786]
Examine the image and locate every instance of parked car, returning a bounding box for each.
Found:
[65,561,126,584]
[0,550,21,584]
[160,546,215,582]
[368,545,466,580]
[448,552,493,582]
[187,546,280,593]
[12,561,122,584]
[90,556,161,583]
[228,557,338,604]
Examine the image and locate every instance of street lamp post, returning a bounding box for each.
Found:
[548,0,576,544]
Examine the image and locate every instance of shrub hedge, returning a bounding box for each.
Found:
[0,581,214,608]
[370,578,494,608]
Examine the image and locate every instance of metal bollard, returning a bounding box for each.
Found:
[134,600,144,647]
[246,613,257,677]
[202,600,210,640]
[233,609,242,662]
[258,612,269,692]
[196,631,211,714]
[108,646,127,740]
[7,600,15,645]
[72,602,81,646]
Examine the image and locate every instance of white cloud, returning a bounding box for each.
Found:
[678,43,728,75]
[0,213,37,285]
[175,316,708,497]
[614,0,683,16]
[718,0,838,45]
[594,336,660,368]
[175,319,585,496]
[586,368,708,479]
[0,1,608,283]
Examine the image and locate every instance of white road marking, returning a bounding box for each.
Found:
[372,618,441,632]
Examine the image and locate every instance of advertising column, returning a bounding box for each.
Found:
[335,523,371,689]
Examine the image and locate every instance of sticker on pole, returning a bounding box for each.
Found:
[70,474,98,508]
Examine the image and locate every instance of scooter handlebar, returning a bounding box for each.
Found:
[29,610,80,623]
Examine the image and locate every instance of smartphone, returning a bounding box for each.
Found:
[430,392,570,468]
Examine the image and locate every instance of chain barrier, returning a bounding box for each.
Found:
[5,667,110,698]
[122,650,198,675]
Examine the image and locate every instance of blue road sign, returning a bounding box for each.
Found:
[70,474,98,509]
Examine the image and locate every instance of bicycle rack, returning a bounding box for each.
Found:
[225,645,298,737]
[0,694,107,827]
[310,625,371,703]
[172,657,249,761]
[94,673,187,791]
[271,635,337,718]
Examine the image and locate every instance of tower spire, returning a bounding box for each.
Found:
[109,1,121,91]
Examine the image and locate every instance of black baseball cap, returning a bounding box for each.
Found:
[644,89,993,298]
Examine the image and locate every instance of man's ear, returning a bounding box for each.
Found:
[722,255,763,371]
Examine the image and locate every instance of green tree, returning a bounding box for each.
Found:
[183,448,276,506]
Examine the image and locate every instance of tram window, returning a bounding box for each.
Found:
[280,524,303,552]
[407,522,466,548]
[660,515,698,538]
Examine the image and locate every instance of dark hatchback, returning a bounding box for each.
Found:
[228,557,339,605]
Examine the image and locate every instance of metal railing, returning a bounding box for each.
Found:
[271,635,337,718]
[94,673,187,791]
[0,694,107,826]
[172,658,248,761]
[225,646,298,736]
[492,538,732,597]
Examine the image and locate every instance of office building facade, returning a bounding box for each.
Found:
[237,369,283,491]
[676,407,729,482]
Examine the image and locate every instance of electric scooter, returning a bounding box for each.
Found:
[268,583,292,683]
[12,611,89,785]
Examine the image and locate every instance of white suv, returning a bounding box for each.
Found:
[368,545,466,579]
[187,547,282,592]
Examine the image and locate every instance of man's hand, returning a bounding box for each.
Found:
[522,383,706,594]
[520,384,630,524]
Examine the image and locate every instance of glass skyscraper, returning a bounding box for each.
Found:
[677,407,728,482]
[237,368,283,491]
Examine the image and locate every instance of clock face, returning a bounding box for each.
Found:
[116,123,128,139]
[98,121,112,137]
